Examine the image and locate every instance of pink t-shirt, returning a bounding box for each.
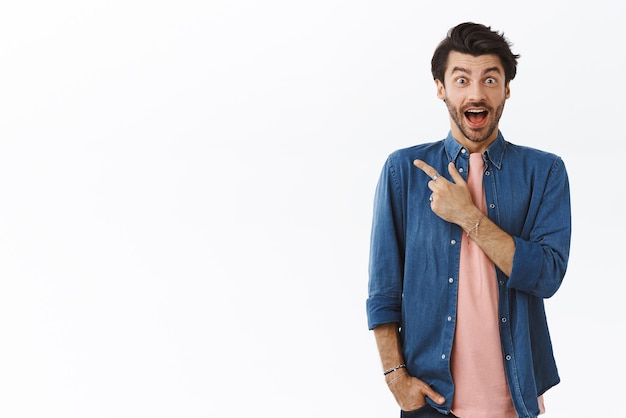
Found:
[450,225,516,417]
[450,153,544,417]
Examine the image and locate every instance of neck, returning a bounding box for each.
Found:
[450,126,499,154]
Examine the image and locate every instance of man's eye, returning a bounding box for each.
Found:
[456,78,467,85]
[485,78,496,84]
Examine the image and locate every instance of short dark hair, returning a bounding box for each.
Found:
[431,22,520,84]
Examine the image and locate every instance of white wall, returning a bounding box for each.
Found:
[0,1,623,416]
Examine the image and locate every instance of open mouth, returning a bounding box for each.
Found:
[464,109,488,127]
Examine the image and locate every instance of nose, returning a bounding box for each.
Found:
[467,81,487,102]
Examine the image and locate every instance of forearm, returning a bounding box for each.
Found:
[373,323,404,371]
[373,322,447,408]
[459,208,515,276]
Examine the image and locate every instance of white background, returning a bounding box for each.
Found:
[1,1,624,417]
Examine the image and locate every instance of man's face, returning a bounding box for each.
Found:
[436,51,510,149]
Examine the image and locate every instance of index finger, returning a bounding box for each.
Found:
[413,159,439,179]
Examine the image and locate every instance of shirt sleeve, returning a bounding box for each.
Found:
[508,156,571,298]
[366,156,406,329]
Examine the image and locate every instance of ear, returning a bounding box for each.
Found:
[505,82,511,99]
[435,79,445,100]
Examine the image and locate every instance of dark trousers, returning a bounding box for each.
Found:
[400,404,459,418]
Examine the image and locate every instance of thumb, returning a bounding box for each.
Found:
[423,386,446,405]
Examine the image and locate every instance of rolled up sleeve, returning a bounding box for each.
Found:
[508,157,571,298]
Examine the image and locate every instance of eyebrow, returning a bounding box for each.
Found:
[451,66,502,76]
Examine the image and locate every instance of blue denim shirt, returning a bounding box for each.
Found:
[366,131,571,418]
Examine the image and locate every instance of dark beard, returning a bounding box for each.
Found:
[446,100,505,143]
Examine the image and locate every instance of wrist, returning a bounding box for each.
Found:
[386,370,408,386]
[461,209,486,238]
[383,363,406,376]
[383,363,408,386]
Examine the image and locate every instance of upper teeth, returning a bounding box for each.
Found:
[467,109,484,113]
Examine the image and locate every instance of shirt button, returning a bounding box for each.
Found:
[505,355,512,361]
[441,354,446,360]
[448,278,454,283]
[458,168,464,173]
[485,171,491,176]
[461,149,467,154]
[499,280,505,285]
[501,317,507,323]
[447,316,452,321]
[489,203,496,209]
[450,239,456,245]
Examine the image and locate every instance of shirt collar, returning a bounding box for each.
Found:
[444,130,505,169]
